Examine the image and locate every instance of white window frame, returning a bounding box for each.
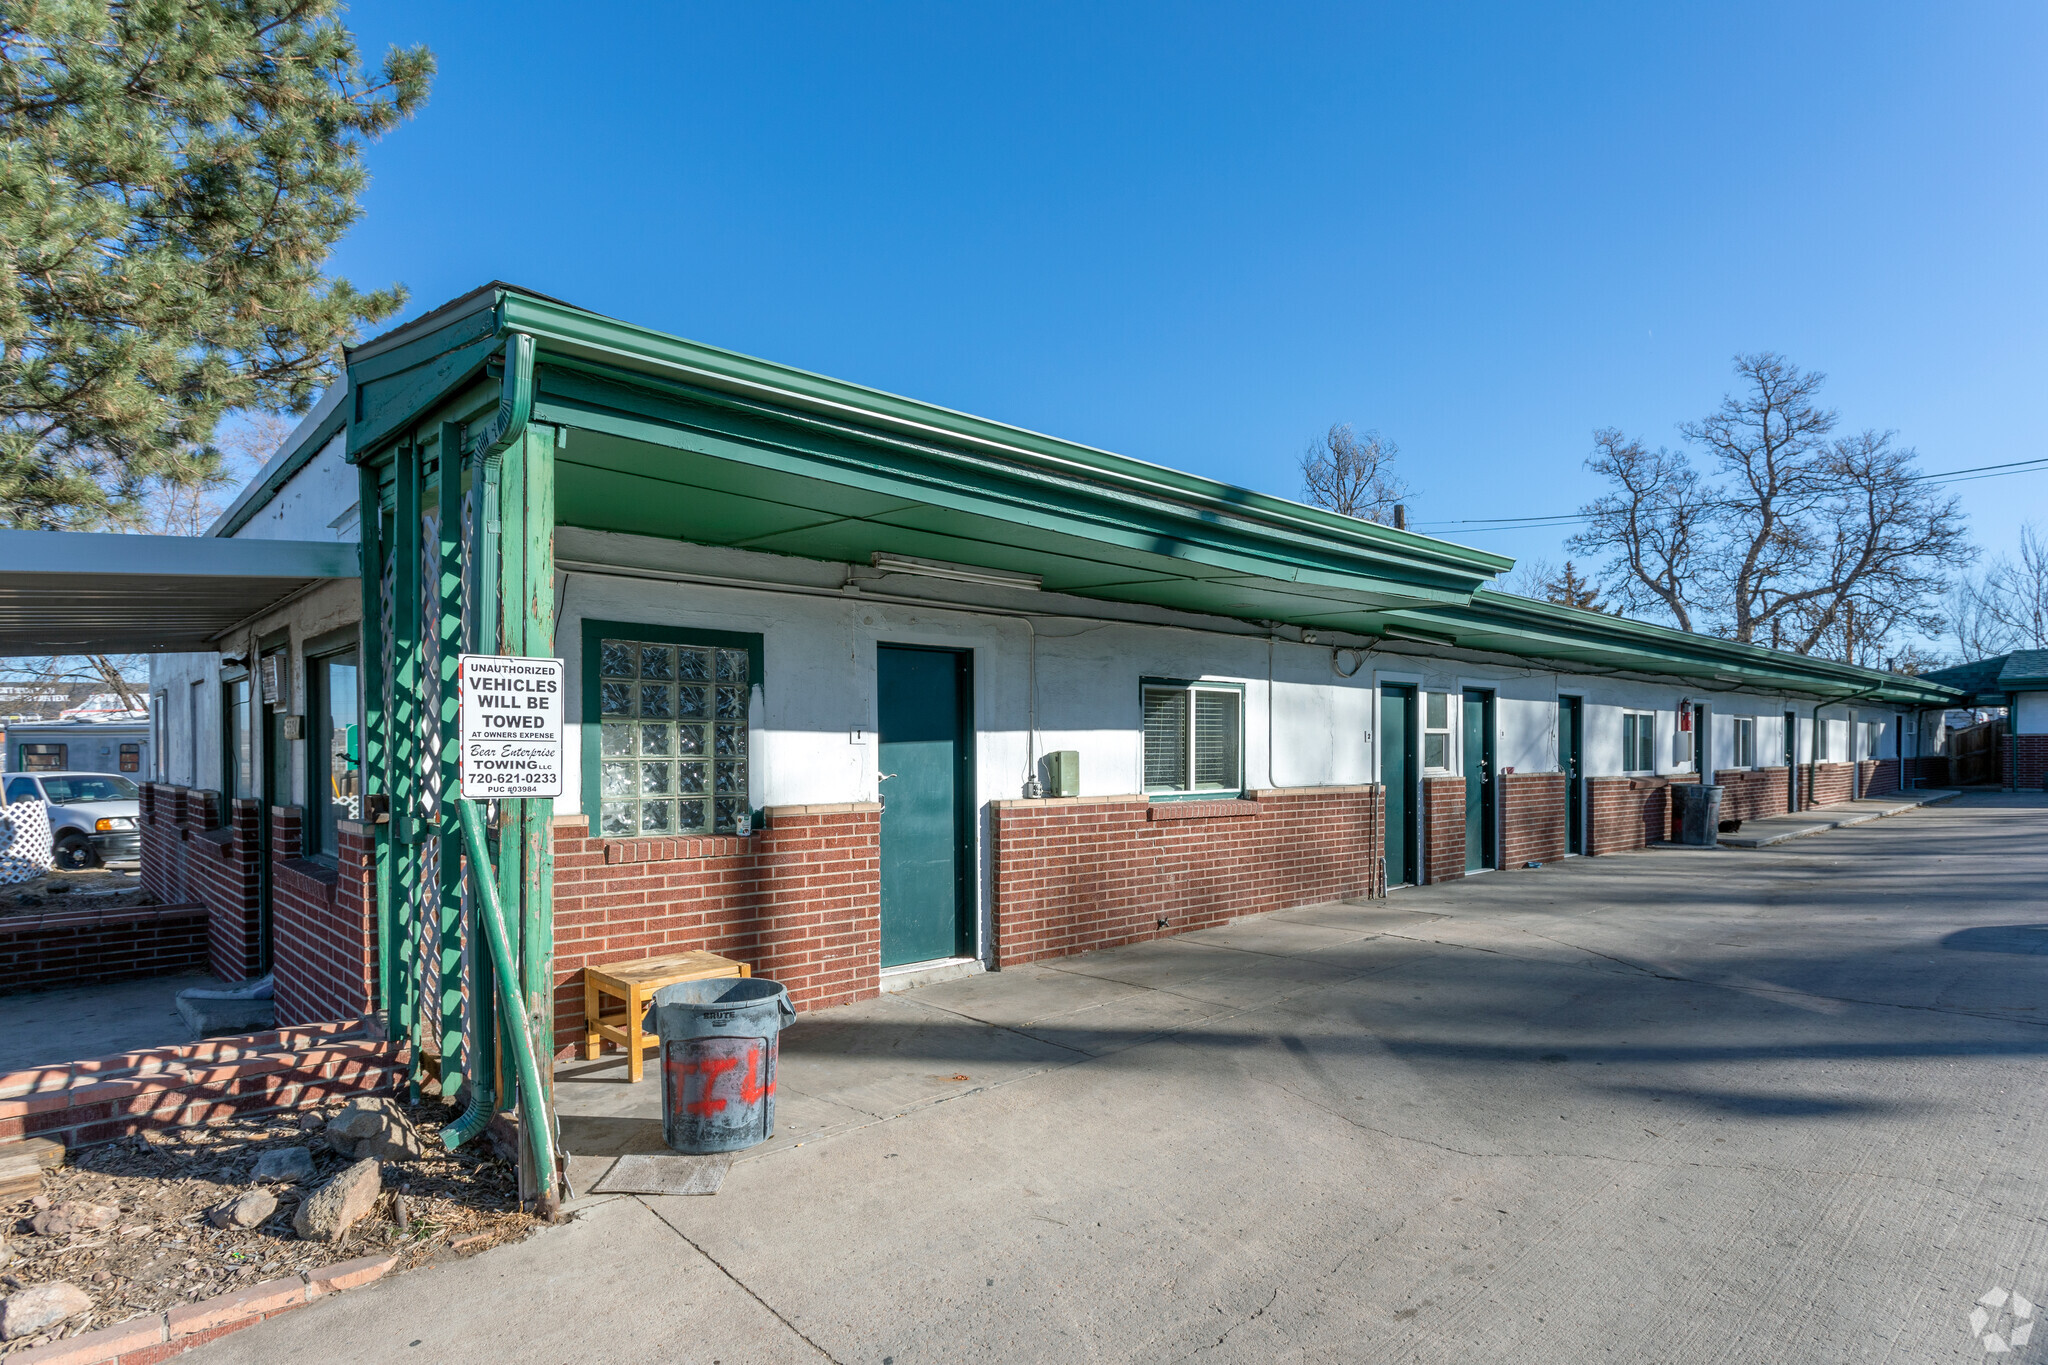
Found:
[1422,691,1453,773]
[1141,680,1244,797]
[1731,716,1756,769]
[1621,710,1655,774]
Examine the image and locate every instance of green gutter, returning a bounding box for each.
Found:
[1420,589,1962,706]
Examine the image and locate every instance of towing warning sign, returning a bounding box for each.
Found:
[459,654,565,798]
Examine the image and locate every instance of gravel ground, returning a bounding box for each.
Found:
[0,1097,541,1354]
[0,868,152,918]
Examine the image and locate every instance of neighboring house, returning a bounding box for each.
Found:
[5,715,151,780]
[145,282,1956,1046]
[1921,652,2048,790]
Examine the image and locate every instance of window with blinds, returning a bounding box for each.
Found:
[1141,682,1242,794]
[598,637,751,838]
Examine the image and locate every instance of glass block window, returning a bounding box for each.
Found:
[598,637,751,838]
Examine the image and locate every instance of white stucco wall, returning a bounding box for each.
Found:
[2015,692,2048,735]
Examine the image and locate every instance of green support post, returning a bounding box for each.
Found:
[443,418,504,1151]
[434,425,467,1101]
[496,422,530,1188]
[519,424,558,1164]
[390,441,424,1099]
[357,462,393,1028]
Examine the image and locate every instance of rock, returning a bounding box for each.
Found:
[0,1281,92,1340]
[324,1098,423,1162]
[30,1202,117,1237]
[298,1112,326,1133]
[209,1188,277,1229]
[252,1146,316,1183]
[293,1159,381,1242]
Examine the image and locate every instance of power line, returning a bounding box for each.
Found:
[1411,456,2047,534]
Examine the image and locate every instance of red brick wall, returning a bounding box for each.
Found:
[0,1021,400,1150]
[140,784,222,911]
[2004,735,2048,791]
[1714,767,1790,823]
[140,782,266,981]
[1859,758,1903,798]
[1587,773,1698,855]
[990,785,1384,968]
[270,811,378,1028]
[154,791,264,982]
[1802,762,1854,808]
[549,803,883,1051]
[0,903,209,992]
[1422,776,1466,884]
[1500,771,1568,867]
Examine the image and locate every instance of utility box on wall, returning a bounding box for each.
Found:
[1045,750,1080,797]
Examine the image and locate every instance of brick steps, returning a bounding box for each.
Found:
[0,1020,401,1151]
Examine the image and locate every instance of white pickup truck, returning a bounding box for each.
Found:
[2,770,141,869]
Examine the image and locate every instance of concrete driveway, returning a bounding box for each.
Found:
[200,792,2048,1364]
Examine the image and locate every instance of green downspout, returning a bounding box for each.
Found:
[456,798,557,1205]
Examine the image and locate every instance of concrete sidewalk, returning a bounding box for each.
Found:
[197,791,2048,1364]
[1716,786,1959,848]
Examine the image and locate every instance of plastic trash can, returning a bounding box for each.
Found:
[1672,783,1724,847]
[643,977,796,1154]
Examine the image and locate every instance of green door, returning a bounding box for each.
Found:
[877,646,973,967]
[1380,685,1417,886]
[1463,690,1496,871]
[1559,696,1583,855]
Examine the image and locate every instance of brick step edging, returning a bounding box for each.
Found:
[8,1252,398,1365]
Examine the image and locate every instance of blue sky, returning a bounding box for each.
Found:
[327,2,2047,576]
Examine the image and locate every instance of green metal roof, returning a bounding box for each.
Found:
[2000,651,2048,691]
[1920,652,2048,705]
[339,283,1958,708]
[0,530,357,653]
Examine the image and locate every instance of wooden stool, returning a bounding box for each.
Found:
[582,949,751,1083]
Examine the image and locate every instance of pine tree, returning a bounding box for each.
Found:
[1543,560,1605,612]
[0,1,433,528]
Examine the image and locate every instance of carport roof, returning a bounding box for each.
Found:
[0,531,358,654]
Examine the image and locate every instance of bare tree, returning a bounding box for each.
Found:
[1945,570,2016,662]
[1498,556,1556,599]
[1300,424,1408,524]
[1568,429,1711,630]
[1972,523,2048,652]
[1570,355,1973,661]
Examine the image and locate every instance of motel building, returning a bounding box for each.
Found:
[99,283,1954,1197]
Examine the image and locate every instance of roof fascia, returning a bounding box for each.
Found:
[494,292,1511,583]
[0,529,357,578]
[210,384,350,539]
